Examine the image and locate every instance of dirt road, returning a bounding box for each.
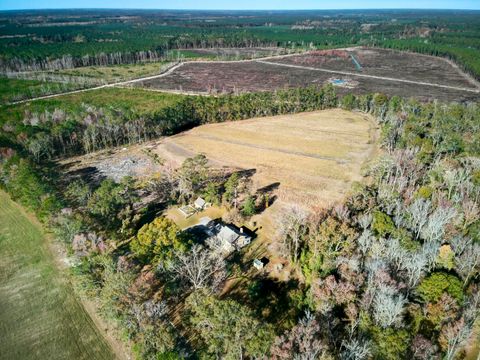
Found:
[5,47,479,105]
[256,59,480,94]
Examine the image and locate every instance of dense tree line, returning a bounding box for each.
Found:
[1,10,479,78]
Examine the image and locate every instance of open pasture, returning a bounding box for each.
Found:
[156,109,377,208]
[137,47,479,102]
[60,109,376,209]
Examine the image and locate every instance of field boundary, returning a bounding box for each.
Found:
[0,190,121,360]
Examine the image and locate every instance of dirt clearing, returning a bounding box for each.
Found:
[136,47,479,102]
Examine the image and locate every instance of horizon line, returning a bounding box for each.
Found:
[1,7,480,11]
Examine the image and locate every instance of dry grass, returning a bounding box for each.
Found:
[50,61,176,82]
[158,109,377,208]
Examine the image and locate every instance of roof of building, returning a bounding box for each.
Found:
[217,225,240,244]
[216,224,251,243]
[194,197,206,208]
[198,216,213,227]
[253,259,264,269]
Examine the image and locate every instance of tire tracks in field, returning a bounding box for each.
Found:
[3,51,307,106]
[178,132,348,163]
[255,59,480,94]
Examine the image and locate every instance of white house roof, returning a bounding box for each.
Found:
[194,197,206,208]
[217,225,240,244]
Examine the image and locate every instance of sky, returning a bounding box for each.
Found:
[1,0,479,11]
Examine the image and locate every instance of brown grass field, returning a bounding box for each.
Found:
[60,109,377,210]
[155,108,378,208]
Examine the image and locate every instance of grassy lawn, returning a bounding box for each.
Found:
[0,191,115,360]
[166,205,226,230]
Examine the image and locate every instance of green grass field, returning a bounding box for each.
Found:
[0,87,185,125]
[50,61,175,82]
[0,77,80,105]
[0,191,115,360]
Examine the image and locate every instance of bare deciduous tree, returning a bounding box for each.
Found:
[357,230,374,257]
[270,311,330,360]
[441,291,479,360]
[452,237,480,285]
[341,338,371,360]
[372,284,406,328]
[407,199,431,238]
[421,206,456,243]
[277,205,309,263]
[168,245,227,291]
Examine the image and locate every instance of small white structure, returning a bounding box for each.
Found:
[253,259,264,270]
[194,197,206,210]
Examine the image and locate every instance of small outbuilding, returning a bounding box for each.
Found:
[194,197,206,210]
[253,259,265,270]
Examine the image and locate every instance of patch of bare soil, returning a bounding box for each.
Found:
[136,47,479,102]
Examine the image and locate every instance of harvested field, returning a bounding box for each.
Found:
[157,109,377,208]
[138,61,331,93]
[136,47,479,102]
[61,109,377,209]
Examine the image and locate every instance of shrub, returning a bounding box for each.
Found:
[372,210,396,237]
[416,272,464,304]
[372,327,410,360]
[242,195,256,217]
[415,185,433,199]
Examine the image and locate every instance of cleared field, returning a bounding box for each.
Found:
[0,191,115,360]
[270,47,479,89]
[137,48,479,102]
[157,109,377,207]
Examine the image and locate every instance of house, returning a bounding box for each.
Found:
[194,197,206,210]
[214,223,252,253]
[186,217,253,254]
